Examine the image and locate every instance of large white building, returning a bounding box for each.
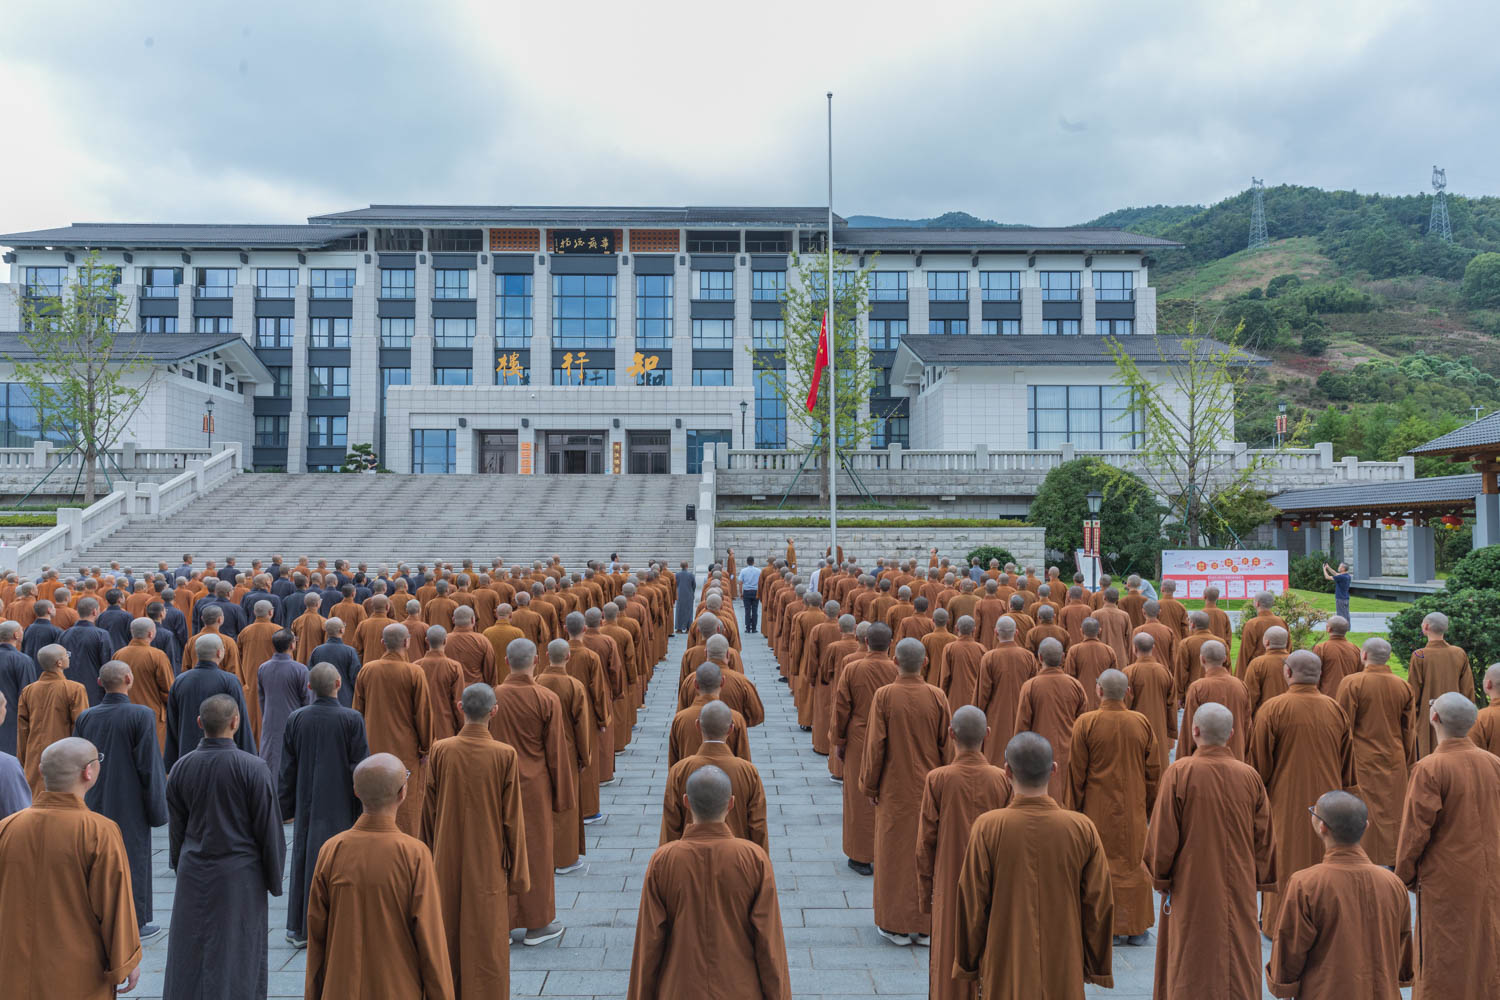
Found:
[0,207,1185,474]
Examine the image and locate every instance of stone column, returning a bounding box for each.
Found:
[1020,285,1042,336]
[411,258,433,387]
[616,255,636,385]
[348,255,380,447]
[474,262,496,386]
[1354,524,1382,578]
[1407,524,1436,584]
[1135,287,1158,337]
[286,283,310,472]
[1475,493,1500,549]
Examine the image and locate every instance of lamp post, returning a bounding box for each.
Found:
[739,400,749,450]
[1275,402,1287,448]
[203,397,215,453]
[1083,490,1103,590]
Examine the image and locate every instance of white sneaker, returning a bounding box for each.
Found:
[877,927,911,947]
[523,922,564,946]
[583,813,607,826]
[554,861,586,875]
[909,933,930,947]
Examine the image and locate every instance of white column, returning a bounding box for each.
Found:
[411,258,433,387]
[531,233,551,385]
[673,253,692,386]
[733,254,752,418]
[286,284,310,472]
[1081,262,1096,335]
[909,264,929,335]
[177,265,193,332]
[967,265,982,334]
[474,263,496,386]
[1135,286,1158,336]
[1020,285,1042,336]
[348,257,380,446]
[616,256,636,384]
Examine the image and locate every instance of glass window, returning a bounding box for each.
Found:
[635,366,671,386]
[754,369,786,448]
[140,316,178,334]
[0,382,69,447]
[307,415,347,448]
[694,270,733,300]
[310,316,350,348]
[254,415,288,448]
[1040,271,1081,301]
[309,269,355,298]
[212,368,222,388]
[1093,271,1134,301]
[195,268,236,297]
[871,415,910,448]
[306,464,339,473]
[686,431,732,474]
[429,229,482,252]
[982,319,1020,336]
[380,317,414,348]
[926,271,968,301]
[375,228,423,252]
[195,316,232,334]
[381,367,410,399]
[196,363,208,382]
[434,317,475,348]
[256,317,293,348]
[751,270,786,302]
[552,274,616,348]
[268,367,291,397]
[869,319,906,350]
[433,367,474,385]
[870,367,890,393]
[1044,319,1081,336]
[692,369,733,386]
[1095,318,1135,336]
[551,367,616,386]
[869,271,908,302]
[380,268,415,299]
[635,274,673,349]
[256,268,297,298]
[928,318,967,335]
[432,269,472,299]
[309,366,349,397]
[692,319,734,349]
[140,267,181,297]
[752,319,784,350]
[23,267,67,296]
[496,274,534,348]
[1028,384,1140,449]
[412,429,456,473]
[980,271,1020,301]
[805,270,855,298]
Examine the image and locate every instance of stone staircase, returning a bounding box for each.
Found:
[70,473,703,570]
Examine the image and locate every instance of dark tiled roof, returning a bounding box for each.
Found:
[308,205,838,227]
[0,332,260,366]
[894,334,1262,366]
[1409,411,1500,455]
[0,224,363,249]
[1269,474,1482,513]
[834,226,1181,251]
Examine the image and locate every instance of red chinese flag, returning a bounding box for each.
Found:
[806,312,828,412]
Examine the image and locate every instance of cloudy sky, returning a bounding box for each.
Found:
[1,0,1496,278]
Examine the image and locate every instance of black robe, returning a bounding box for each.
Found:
[674,570,697,631]
[317,588,342,617]
[0,644,36,755]
[238,588,276,620]
[162,606,190,658]
[278,696,368,937]
[164,737,284,1000]
[271,576,294,599]
[20,621,61,665]
[96,607,135,651]
[60,622,116,706]
[163,662,256,769]
[151,623,183,673]
[74,692,168,927]
[309,639,361,707]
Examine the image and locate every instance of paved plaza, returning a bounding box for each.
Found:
[129,600,1346,999]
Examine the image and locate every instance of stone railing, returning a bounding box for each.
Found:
[4,445,242,576]
[0,443,218,493]
[693,451,717,579]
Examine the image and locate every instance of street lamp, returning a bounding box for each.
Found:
[1083,490,1103,589]
[203,397,215,453]
[739,400,749,449]
[1276,402,1287,447]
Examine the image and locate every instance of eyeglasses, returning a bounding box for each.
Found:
[1307,805,1327,826]
[92,753,105,766]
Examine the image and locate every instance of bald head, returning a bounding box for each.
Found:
[547,638,570,664]
[695,661,723,694]
[838,613,855,634]
[1285,649,1322,685]
[382,623,409,652]
[1037,637,1063,667]
[1326,615,1349,637]
[1081,616,1100,638]
[194,633,223,661]
[1133,632,1154,655]
[462,682,497,723]
[98,660,131,692]
[951,705,988,750]
[1314,790,1369,846]
[1005,732,1054,790]
[1264,626,1289,651]
[1189,610,1209,631]
[867,623,893,652]
[1198,639,1227,669]
[1432,690,1478,738]
[1091,668,1125,702]
[1193,702,1234,747]
[507,637,537,674]
[198,693,239,736]
[685,764,733,822]
[995,616,1016,640]
[894,637,926,674]
[1361,636,1391,665]
[40,737,99,794]
[353,753,409,809]
[698,699,733,742]
[565,612,585,637]
[308,663,340,698]
[452,606,474,628]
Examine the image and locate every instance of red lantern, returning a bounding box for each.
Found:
[1290,519,1301,532]
[1330,518,1344,529]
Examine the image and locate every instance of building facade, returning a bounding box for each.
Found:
[0,207,1180,473]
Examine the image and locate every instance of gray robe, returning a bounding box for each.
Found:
[59,622,116,706]
[0,644,36,755]
[0,752,28,818]
[164,662,256,769]
[674,570,697,632]
[255,653,311,797]
[309,639,361,707]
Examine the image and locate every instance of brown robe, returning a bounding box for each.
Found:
[1395,737,1500,1000]
[1335,664,1415,865]
[919,627,956,687]
[401,614,430,659]
[1407,638,1474,757]
[420,723,528,1000]
[935,636,986,708]
[1157,596,1189,637]
[1145,744,1275,1000]
[1120,590,1146,628]
[482,621,525,676]
[305,812,455,1000]
[1070,700,1161,935]
[668,695,750,765]
[627,822,790,1000]
[1251,684,1355,935]
[1265,845,1412,1000]
[291,610,325,665]
[861,673,951,934]
[1179,670,1252,760]
[113,638,174,749]
[489,672,572,930]
[831,651,898,863]
[1063,638,1117,711]
[564,642,610,815]
[1123,658,1177,765]
[1013,667,1088,805]
[1241,649,1289,719]
[353,654,435,836]
[16,672,89,793]
[444,628,496,687]
[953,797,1114,998]
[1235,610,1288,674]
[916,750,1011,1000]
[894,612,933,645]
[1171,629,1217,703]
[1311,635,1361,698]
[678,644,744,684]
[414,653,466,742]
[1472,703,1500,756]
[659,740,768,849]
[536,664,592,868]
[0,791,141,999]
[1132,619,1176,669]
[974,643,1038,764]
[674,669,763,725]
[1203,602,1233,643]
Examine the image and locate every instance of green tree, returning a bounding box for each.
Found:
[1462,252,1500,309]
[1029,458,1164,577]
[11,251,153,504]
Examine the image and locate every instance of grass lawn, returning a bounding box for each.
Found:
[1178,588,1408,614]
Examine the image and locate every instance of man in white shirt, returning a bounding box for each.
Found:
[738,557,762,633]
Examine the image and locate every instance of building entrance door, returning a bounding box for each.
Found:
[478,431,518,473]
[627,430,670,474]
[544,431,605,474]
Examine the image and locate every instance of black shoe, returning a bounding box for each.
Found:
[1113,935,1128,947]
[799,725,812,732]
[848,859,873,876]
[1126,932,1151,946]
[777,676,789,684]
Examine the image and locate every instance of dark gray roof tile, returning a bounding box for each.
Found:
[1409,411,1500,455]
[894,334,1262,366]
[1269,474,1482,513]
[0,223,362,249]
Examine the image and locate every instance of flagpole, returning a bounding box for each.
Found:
[826,91,837,563]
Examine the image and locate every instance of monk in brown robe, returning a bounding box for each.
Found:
[1200,584,1232,642]
[399,600,429,659]
[490,637,573,943]
[670,661,751,764]
[414,626,465,743]
[936,615,986,707]
[1156,578,1189,637]
[563,612,616,792]
[1235,591,1287,675]
[1170,610,1217,703]
[0,736,142,997]
[920,608,956,687]
[1123,632,1176,765]
[1093,587,1133,670]
[660,700,767,849]
[954,731,1114,998]
[306,753,454,1000]
[290,591,326,665]
[862,637,951,944]
[675,636,763,724]
[678,615,744,681]
[423,580,460,633]
[352,623,435,836]
[1146,701,1274,1000]
[1014,637,1088,805]
[1311,615,1361,697]
[16,644,90,793]
[444,606,495,687]
[237,600,279,736]
[1252,649,1355,936]
[1070,668,1160,944]
[1131,599,1176,670]
[974,616,1038,763]
[482,604,525,677]
[1024,603,1069,655]
[800,600,843,744]
[1472,662,1500,755]
[421,684,528,1000]
[1406,610,1475,758]
[1335,636,1415,866]
[1063,616,1117,711]
[113,617,174,749]
[535,639,591,873]
[628,765,790,1000]
[1267,790,1412,1000]
[1396,691,1500,1000]
[917,706,1010,1000]
[832,623,898,875]
[1241,625,1290,719]
[580,608,630,753]
[1178,639,1251,759]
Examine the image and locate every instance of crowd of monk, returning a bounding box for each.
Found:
[0,547,1496,999]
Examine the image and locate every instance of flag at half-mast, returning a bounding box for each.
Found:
[806,311,828,412]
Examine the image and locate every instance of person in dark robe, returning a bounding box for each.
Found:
[60,597,116,706]
[674,561,697,633]
[96,590,135,651]
[150,597,187,671]
[309,617,360,706]
[73,660,168,941]
[279,663,368,947]
[163,693,285,1000]
[0,621,36,755]
[163,633,255,769]
[20,599,62,663]
[0,691,28,818]
[257,629,311,798]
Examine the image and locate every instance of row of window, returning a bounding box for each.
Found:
[254,415,348,449]
[406,428,737,474]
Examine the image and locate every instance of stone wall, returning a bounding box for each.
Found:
[712,525,1047,570]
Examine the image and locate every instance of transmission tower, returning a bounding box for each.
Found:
[1248,177,1268,250]
[1429,165,1452,242]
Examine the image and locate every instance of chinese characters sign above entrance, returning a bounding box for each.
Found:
[550,229,616,254]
